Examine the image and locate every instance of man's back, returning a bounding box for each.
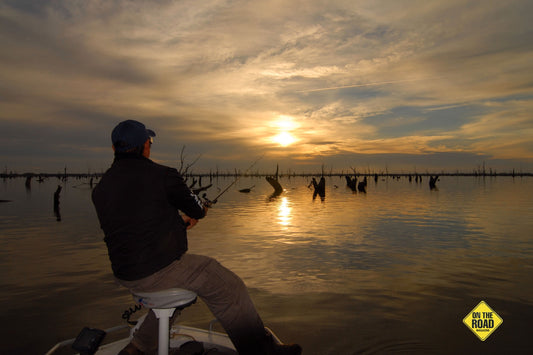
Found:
[92,153,203,281]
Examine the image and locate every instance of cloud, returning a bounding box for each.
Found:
[0,0,532,173]
[458,99,533,159]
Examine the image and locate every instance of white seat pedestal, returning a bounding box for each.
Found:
[132,288,198,355]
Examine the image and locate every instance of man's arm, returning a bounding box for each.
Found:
[165,168,206,220]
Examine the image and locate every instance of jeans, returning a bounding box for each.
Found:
[117,254,269,354]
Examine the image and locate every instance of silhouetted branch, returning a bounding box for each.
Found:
[177,145,202,177]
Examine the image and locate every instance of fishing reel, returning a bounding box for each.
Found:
[201,193,215,208]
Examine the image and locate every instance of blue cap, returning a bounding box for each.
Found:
[111,120,156,152]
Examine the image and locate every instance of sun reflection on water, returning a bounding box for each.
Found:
[277,196,292,227]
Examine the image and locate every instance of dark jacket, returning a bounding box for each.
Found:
[92,153,206,281]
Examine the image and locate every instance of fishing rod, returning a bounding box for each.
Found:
[202,155,263,206]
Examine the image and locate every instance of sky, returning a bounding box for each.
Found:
[1,0,532,175]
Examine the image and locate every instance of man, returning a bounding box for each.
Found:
[92,120,301,355]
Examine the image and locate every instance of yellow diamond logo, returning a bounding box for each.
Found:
[463,301,503,341]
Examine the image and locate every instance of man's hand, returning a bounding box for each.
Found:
[182,215,199,229]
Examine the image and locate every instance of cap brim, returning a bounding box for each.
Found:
[146,129,156,137]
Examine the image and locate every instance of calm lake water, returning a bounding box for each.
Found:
[1,175,532,354]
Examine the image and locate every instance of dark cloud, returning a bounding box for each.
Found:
[2,0,50,15]
[0,6,156,85]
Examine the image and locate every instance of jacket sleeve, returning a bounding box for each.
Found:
[165,168,206,219]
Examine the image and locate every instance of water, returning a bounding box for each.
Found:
[1,175,532,354]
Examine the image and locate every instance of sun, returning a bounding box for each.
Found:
[273,131,296,147]
[270,115,299,147]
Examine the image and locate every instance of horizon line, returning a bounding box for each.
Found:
[3,170,532,178]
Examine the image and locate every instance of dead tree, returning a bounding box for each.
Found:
[177,145,212,195]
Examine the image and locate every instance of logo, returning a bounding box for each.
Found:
[463,301,503,341]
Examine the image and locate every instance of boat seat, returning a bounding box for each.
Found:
[131,288,198,355]
[132,288,197,310]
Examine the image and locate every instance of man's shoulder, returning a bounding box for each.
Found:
[115,155,172,170]
[103,156,182,180]
[148,159,179,175]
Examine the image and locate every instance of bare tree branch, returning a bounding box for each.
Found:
[177,145,202,176]
[176,145,210,196]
